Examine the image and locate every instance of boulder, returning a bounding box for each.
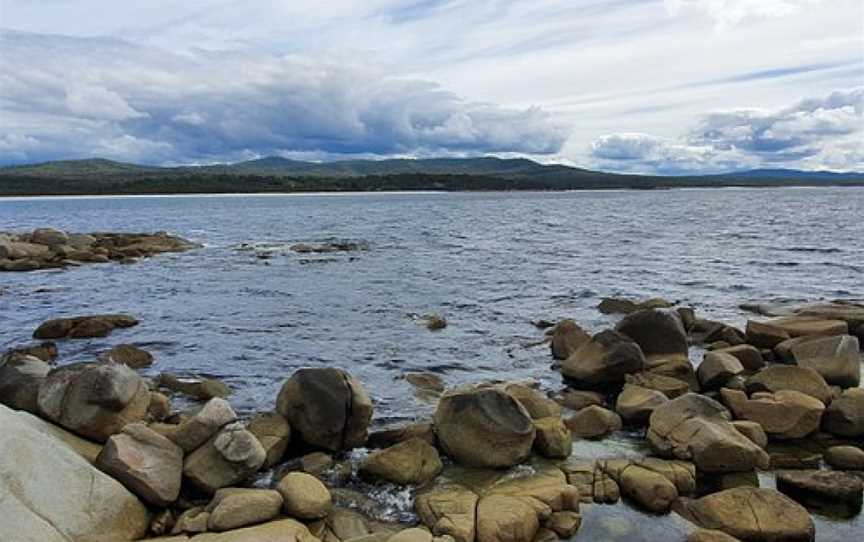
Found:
[687,529,741,542]
[415,484,479,542]
[824,445,864,470]
[170,398,238,452]
[14,409,103,463]
[744,366,832,404]
[37,362,151,442]
[434,387,535,468]
[183,423,266,493]
[277,472,332,520]
[745,321,791,349]
[504,383,561,419]
[822,388,864,437]
[0,405,149,542]
[550,320,591,360]
[598,297,672,315]
[561,461,620,504]
[360,437,443,485]
[104,344,154,368]
[533,417,573,459]
[647,394,769,473]
[553,388,604,411]
[698,352,744,391]
[680,487,814,542]
[172,507,210,534]
[644,354,700,392]
[0,353,51,413]
[731,421,768,449]
[776,470,862,517]
[96,423,183,506]
[476,495,539,542]
[616,308,688,357]
[406,372,446,394]
[3,341,58,362]
[560,330,645,388]
[246,412,291,469]
[159,373,231,401]
[30,228,70,246]
[276,368,373,452]
[148,391,172,421]
[388,528,433,542]
[368,421,437,449]
[616,384,669,425]
[766,316,849,338]
[714,345,765,373]
[789,335,860,388]
[618,464,678,513]
[188,518,317,542]
[33,314,139,339]
[625,371,690,398]
[721,389,824,439]
[205,488,283,532]
[565,405,622,439]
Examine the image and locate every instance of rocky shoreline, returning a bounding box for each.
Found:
[0,228,200,272]
[1,298,863,542]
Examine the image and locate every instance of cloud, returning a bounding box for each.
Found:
[664,0,824,31]
[0,30,568,165]
[591,88,864,173]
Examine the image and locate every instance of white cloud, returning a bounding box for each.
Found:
[664,0,825,30]
[591,88,864,173]
[0,31,568,165]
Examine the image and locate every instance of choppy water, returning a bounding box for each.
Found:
[1,188,862,540]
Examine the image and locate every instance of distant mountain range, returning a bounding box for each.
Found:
[0,157,861,196]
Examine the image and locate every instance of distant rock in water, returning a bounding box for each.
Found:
[0,228,200,272]
[598,297,673,315]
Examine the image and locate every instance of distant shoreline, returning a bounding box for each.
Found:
[2,183,864,199]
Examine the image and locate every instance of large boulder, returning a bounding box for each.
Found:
[647,394,769,473]
[644,354,700,392]
[276,472,332,520]
[504,383,562,419]
[697,352,744,391]
[625,371,690,398]
[434,387,535,468]
[560,330,645,389]
[765,316,849,338]
[822,388,864,437]
[37,362,151,442]
[744,365,832,404]
[616,309,688,357]
[360,437,443,485]
[0,405,149,542]
[679,487,814,542]
[776,470,863,517]
[745,321,791,349]
[96,423,183,506]
[721,389,824,439]
[789,334,860,388]
[615,384,669,425]
[30,228,70,246]
[617,464,679,513]
[276,368,372,452]
[183,422,266,493]
[550,320,591,360]
[0,353,51,413]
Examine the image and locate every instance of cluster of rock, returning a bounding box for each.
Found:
[0,228,200,272]
[1,300,862,542]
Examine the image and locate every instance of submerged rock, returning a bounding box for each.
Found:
[276,368,373,452]
[33,313,139,339]
[434,387,535,469]
[598,297,673,315]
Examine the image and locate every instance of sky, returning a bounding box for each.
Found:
[0,0,862,174]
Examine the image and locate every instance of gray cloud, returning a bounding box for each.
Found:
[591,88,864,173]
[0,30,569,165]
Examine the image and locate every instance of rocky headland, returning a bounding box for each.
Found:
[1,297,863,542]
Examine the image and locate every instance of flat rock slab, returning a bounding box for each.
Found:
[776,470,863,518]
